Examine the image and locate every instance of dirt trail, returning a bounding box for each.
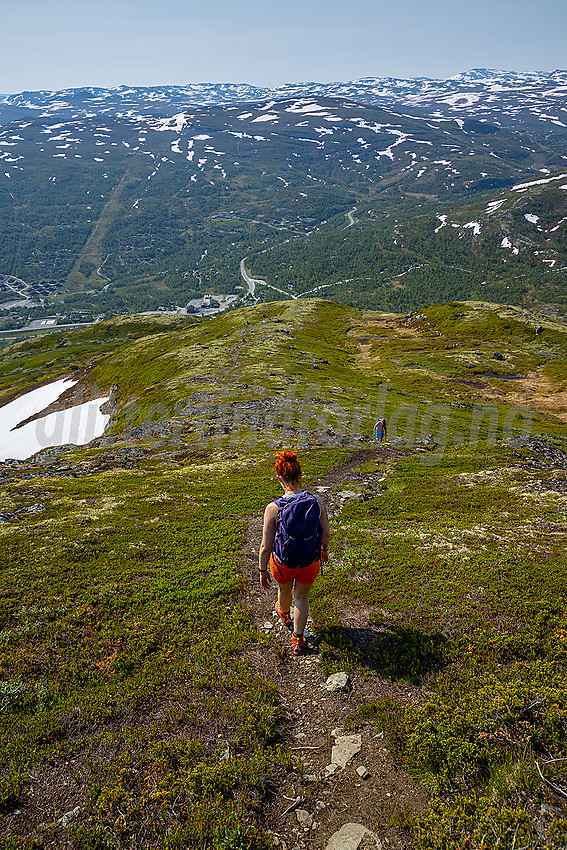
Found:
[240,447,429,849]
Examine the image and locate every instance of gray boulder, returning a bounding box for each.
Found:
[325,822,383,849]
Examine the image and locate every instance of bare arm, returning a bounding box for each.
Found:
[258,502,278,586]
[319,502,331,561]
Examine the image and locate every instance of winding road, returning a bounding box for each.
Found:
[237,205,358,302]
[344,206,357,229]
[239,258,298,300]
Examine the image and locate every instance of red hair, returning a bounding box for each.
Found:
[274,450,301,484]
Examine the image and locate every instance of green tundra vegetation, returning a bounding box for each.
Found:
[0,298,566,848]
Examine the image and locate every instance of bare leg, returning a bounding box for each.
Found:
[293,581,314,635]
[277,581,293,616]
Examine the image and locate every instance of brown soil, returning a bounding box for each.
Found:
[476,368,567,422]
[352,315,420,338]
[240,447,430,849]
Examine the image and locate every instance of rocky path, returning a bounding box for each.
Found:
[240,448,429,850]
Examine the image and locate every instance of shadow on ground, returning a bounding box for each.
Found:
[315,622,448,682]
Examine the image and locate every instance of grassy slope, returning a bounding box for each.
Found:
[0,315,200,408]
[0,299,566,849]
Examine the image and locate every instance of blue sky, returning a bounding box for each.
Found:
[3,0,566,93]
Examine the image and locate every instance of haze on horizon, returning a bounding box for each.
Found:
[2,0,565,95]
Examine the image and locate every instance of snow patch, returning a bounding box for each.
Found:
[486,199,505,213]
[155,112,190,133]
[549,217,567,232]
[440,92,481,107]
[286,101,328,114]
[435,214,448,233]
[0,379,110,461]
[512,173,567,191]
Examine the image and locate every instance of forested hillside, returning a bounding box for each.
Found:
[246,178,567,311]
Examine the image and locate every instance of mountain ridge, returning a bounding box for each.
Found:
[0,297,566,848]
[2,69,567,132]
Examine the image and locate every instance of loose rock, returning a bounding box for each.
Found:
[57,806,81,828]
[325,822,383,850]
[296,809,313,829]
[331,733,362,768]
[324,672,351,692]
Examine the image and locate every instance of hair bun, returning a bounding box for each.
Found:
[274,450,301,484]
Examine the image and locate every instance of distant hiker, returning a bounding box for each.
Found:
[259,450,330,655]
[374,417,387,442]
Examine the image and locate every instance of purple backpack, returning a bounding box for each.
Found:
[273,492,322,568]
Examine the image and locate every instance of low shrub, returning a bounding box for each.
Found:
[402,660,567,793]
[411,792,533,850]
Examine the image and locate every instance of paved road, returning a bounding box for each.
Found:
[344,207,357,228]
[239,258,299,300]
[0,273,29,299]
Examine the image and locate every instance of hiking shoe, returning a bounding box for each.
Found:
[276,602,293,629]
[292,633,306,655]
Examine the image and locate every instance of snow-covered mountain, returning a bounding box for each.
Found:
[2,70,567,132]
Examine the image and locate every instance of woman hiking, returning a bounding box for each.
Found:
[259,450,330,655]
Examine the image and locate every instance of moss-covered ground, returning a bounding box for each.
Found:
[314,440,567,848]
[0,298,566,848]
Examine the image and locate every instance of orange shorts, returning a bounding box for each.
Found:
[270,553,321,585]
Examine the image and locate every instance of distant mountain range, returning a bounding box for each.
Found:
[2,69,567,131]
[0,70,566,324]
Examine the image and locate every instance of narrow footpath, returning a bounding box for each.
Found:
[240,448,429,850]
